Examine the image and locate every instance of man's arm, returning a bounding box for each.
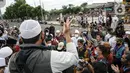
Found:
[51,42,79,73]
[51,17,79,72]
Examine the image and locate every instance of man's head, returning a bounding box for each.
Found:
[57,42,64,51]
[19,20,43,44]
[96,45,109,57]
[56,30,60,36]
[126,31,130,38]
[74,30,80,38]
[96,34,102,42]
[77,39,84,48]
[121,53,130,67]
[116,38,124,46]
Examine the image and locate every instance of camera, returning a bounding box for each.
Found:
[76,59,88,71]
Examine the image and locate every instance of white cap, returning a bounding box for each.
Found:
[10,27,12,29]
[57,42,64,50]
[75,30,79,34]
[13,26,16,28]
[56,30,60,33]
[126,31,130,35]
[0,47,13,58]
[0,58,6,67]
[19,20,42,39]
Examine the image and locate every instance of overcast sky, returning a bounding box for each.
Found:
[1,0,120,14]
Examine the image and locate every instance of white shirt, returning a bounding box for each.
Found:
[98,15,103,23]
[51,42,79,73]
[4,67,10,73]
[105,33,111,42]
[71,37,83,47]
[111,16,119,31]
[109,36,116,50]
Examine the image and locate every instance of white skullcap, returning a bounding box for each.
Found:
[0,47,13,58]
[126,31,130,35]
[57,42,64,50]
[56,30,60,33]
[75,30,79,34]
[19,20,42,39]
[0,58,6,67]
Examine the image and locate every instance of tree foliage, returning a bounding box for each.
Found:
[3,0,46,20]
[3,1,88,20]
[49,3,88,15]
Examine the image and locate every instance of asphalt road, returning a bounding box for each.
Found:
[9,22,87,33]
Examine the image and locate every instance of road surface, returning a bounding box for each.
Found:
[9,22,87,33]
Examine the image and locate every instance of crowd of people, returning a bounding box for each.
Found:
[0,15,130,73]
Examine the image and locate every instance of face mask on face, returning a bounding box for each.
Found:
[75,34,79,38]
[94,50,98,56]
[47,43,52,46]
[46,33,49,36]
[117,43,121,46]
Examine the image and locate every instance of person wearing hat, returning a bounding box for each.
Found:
[111,15,119,32]
[71,29,82,47]
[55,30,64,42]
[9,19,79,73]
[0,47,13,73]
[57,42,65,51]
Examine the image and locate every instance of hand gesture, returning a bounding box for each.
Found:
[111,64,120,73]
[90,56,96,63]
[63,17,73,35]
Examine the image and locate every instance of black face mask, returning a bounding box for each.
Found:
[117,43,121,46]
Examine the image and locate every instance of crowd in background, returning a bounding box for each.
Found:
[0,13,130,73]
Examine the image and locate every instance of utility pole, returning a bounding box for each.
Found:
[39,0,44,21]
[0,9,3,20]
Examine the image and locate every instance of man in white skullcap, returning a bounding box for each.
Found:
[71,29,82,47]
[57,42,65,51]
[55,30,64,42]
[9,19,78,73]
[111,15,119,32]
[0,47,13,73]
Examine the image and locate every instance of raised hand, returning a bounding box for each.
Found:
[63,17,73,43]
[63,17,73,35]
[111,64,120,73]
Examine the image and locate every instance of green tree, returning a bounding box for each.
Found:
[4,0,46,20]
[80,2,88,13]
[3,5,16,19]
[72,6,81,14]
[80,2,88,8]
